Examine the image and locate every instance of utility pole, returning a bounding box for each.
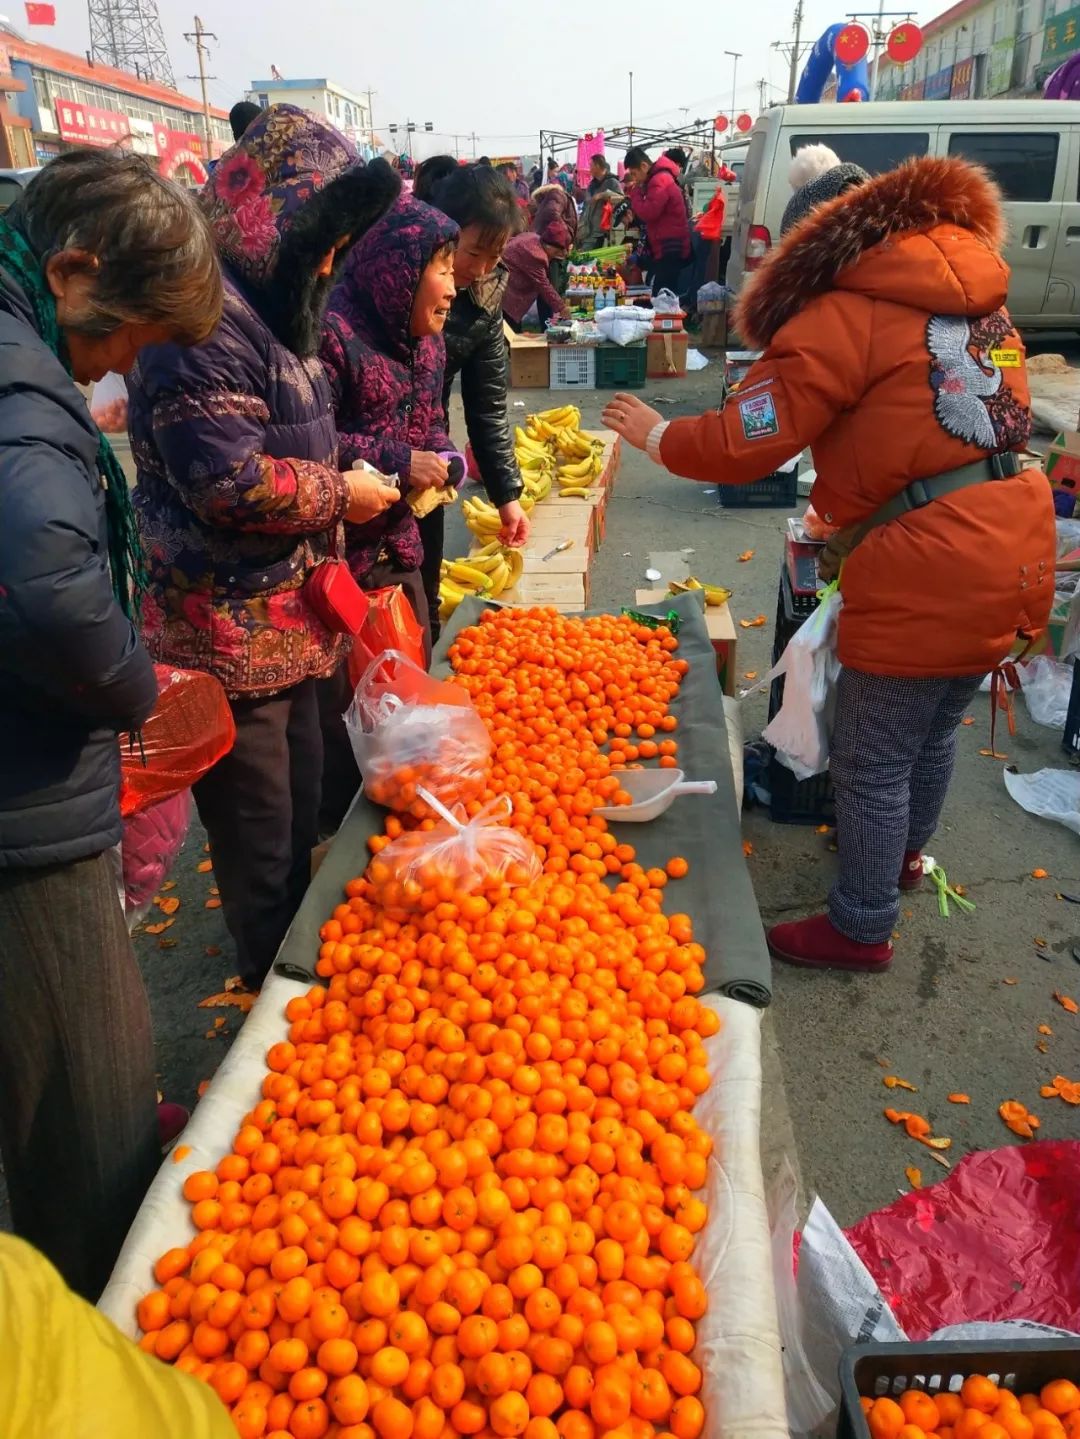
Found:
[724,50,741,132]
[758,76,769,111]
[788,0,804,102]
[628,70,634,145]
[365,88,376,154]
[184,15,216,151]
[469,131,477,159]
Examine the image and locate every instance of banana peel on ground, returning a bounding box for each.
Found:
[668,577,732,607]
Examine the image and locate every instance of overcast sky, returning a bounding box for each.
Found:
[44,0,915,155]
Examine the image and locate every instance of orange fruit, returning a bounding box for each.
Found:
[1043,1387,1080,1420]
[902,1393,943,1432]
[964,1380,1002,1416]
[871,1398,908,1439]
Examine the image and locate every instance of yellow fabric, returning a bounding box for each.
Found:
[0,1234,234,1439]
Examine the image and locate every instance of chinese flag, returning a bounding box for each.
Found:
[25,2,56,23]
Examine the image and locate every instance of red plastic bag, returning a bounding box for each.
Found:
[346,586,427,690]
[119,665,235,817]
[845,1140,1080,1337]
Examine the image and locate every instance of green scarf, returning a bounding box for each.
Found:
[0,216,146,620]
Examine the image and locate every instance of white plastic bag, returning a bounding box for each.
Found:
[762,582,843,781]
[89,371,129,433]
[686,348,710,371]
[1003,766,1080,837]
[1018,655,1074,728]
[345,650,492,819]
[652,286,681,314]
[595,305,654,346]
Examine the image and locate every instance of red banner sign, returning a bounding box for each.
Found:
[55,101,130,148]
[154,124,208,184]
[950,56,975,98]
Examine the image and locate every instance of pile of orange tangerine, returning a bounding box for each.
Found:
[136,609,721,1439]
[863,1377,1080,1439]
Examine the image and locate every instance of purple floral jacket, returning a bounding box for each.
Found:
[320,197,458,579]
[127,104,399,698]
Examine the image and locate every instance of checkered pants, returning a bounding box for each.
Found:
[828,669,984,945]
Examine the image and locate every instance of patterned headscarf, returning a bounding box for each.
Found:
[202,103,360,287]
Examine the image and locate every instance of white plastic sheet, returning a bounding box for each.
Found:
[1003,766,1080,836]
[101,987,785,1439]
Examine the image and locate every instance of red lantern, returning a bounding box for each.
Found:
[735,112,753,132]
[886,22,923,62]
[834,23,870,64]
[714,114,729,132]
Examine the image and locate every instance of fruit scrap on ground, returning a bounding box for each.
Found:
[999,1100,1039,1138]
[134,607,717,1439]
[1041,1075,1080,1104]
[904,1166,922,1190]
[738,614,767,629]
[947,1093,971,1104]
[1054,992,1079,1014]
[884,1109,951,1150]
[883,1076,917,1092]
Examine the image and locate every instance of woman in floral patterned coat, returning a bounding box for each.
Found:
[127,105,399,985]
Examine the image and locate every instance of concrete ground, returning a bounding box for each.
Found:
[11,362,1074,1245]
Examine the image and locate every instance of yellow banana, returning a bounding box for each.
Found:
[557,457,594,480]
[505,548,524,586]
[447,562,494,592]
[486,558,511,599]
[557,486,593,499]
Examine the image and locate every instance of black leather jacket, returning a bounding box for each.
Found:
[441,263,522,507]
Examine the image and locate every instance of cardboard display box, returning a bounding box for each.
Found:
[507,331,550,390]
[505,566,590,611]
[520,503,596,559]
[647,332,689,378]
[636,589,737,696]
[1045,430,1080,495]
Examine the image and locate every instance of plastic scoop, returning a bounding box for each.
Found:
[593,767,717,823]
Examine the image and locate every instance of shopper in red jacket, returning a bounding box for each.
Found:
[502,221,571,330]
[624,146,691,296]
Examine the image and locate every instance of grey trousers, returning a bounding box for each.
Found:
[828,669,984,945]
[0,851,160,1300]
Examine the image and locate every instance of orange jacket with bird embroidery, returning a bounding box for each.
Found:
[657,156,1055,678]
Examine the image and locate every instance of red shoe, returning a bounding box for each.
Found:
[899,851,924,891]
[767,913,893,973]
[158,1100,190,1153]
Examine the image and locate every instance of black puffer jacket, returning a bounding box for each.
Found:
[0,264,158,868]
[441,264,522,507]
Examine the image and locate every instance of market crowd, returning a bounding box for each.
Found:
[0,96,1055,1384]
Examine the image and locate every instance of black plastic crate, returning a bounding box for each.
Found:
[838,1341,1080,1439]
[718,467,799,509]
[1064,661,1080,757]
[767,567,836,825]
[595,342,647,390]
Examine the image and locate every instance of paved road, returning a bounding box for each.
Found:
[116,362,1080,1236]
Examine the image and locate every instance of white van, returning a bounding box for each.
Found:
[728,101,1080,329]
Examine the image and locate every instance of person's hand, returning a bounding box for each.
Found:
[498,500,530,547]
[344,471,400,524]
[409,451,450,492]
[602,393,663,452]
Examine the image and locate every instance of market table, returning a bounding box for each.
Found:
[101,592,785,1439]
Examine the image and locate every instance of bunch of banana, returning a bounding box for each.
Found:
[438,541,524,622]
[525,404,581,440]
[555,448,604,495]
[668,577,732,608]
[463,493,536,540]
[522,470,552,504]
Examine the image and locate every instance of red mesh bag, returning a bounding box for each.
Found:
[119,665,235,817]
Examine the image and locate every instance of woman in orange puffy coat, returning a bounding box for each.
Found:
[605,151,1055,974]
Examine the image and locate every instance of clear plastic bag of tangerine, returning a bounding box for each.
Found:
[367,788,542,911]
[345,650,492,819]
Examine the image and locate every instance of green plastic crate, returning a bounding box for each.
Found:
[595,342,647,390]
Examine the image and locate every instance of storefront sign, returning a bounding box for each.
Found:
[55,101,130,148]
[900,77,926,100]
[154,123,208,185]
[987,36,1015,94]
[1043,2,1080,60]
[950,56,975,97]
[923,64,954,99]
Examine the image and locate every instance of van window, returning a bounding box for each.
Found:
[788,132,930,174]
[946,132,1058,202]
[0,177,23,213]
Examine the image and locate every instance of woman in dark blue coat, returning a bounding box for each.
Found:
[0,150,221,1297]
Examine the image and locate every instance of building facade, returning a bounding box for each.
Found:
[873,0,1080,99]
[247,77,371,151]
[0,23,230,180]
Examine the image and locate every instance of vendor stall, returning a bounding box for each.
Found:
[102,594,783,1439]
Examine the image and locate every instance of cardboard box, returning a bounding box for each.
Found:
[1045,431,1080,494]
[647,332,689,378]
[522,503,596,557]
[636,589,737,696]
[507,332,550,390]
[506,567,590,610]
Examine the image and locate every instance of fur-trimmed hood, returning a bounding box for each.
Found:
[736,155,1008,348]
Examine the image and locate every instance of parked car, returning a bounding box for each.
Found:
[727,101,1080,330]
[0,167,40,212]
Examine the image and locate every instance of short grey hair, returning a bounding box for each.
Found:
[10,148,223,344]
